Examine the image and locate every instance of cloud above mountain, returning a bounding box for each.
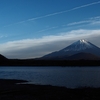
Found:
[0,29,100,59]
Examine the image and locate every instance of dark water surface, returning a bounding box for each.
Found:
[0,66,100,88]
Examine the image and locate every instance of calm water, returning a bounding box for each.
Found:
[0,66,100,88]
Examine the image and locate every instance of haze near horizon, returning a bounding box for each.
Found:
[0,0,100,59]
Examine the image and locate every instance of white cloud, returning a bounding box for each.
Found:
[67,16,100,26]
[3,1,100,27]
[67,20,91,26]
[0,35,8,38]
[91,21,100,25]
[36,16,100,34]
[0,29,100,59]
[18,1,100,22]
[37,26,58,33]
[28,16,100,34]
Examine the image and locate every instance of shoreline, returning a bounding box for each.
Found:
[0,79,100,100]
[1,59,100,66]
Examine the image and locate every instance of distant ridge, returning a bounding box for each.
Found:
[40,40,100,60]
[0,54,7,60]
[66,52,100,60]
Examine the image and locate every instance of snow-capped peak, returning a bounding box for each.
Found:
[62,39,98,51]
[74,39,87,44]
[80,39,85,42]
[41,39,100,59]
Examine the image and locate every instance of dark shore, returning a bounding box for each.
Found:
[0,79,100,100]
[1,59,100,66]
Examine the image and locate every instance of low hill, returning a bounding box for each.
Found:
[0,54,8,60]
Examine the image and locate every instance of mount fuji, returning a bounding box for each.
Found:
[41,40,100,60]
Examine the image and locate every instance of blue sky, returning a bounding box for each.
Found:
[0,0,100,58]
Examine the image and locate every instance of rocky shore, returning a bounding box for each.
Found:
[0,79,100,100]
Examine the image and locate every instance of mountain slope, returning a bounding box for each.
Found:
[41,40,100,60]
[0,54,7,60]
[61,40,99,51]
[66,52,100,60]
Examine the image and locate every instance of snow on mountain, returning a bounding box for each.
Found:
[41,40,100,59]
[61,39,99,52]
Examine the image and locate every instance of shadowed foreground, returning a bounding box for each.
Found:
[0,79,100,100]
[1,59,100,66]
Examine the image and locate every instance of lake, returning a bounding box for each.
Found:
[0,66,100,88]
